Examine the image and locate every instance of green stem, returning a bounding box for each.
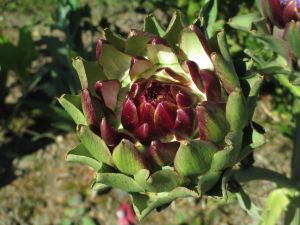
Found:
[289,98,300,225]
[292,99,300,182]
[233,167,300,192]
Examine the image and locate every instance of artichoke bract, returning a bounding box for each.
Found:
[59,11,263,220]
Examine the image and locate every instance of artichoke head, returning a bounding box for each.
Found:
[58,11,264,220]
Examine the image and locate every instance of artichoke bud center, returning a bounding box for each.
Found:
[144,82,175,106]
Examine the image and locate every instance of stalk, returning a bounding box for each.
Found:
[289,98,300,225]
[291,99,300,182]
[233,167,300,192]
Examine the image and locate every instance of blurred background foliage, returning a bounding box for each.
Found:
[0,0,297,224]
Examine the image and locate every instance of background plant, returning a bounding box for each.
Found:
[0,0,299,224]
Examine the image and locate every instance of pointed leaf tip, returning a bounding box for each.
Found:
[226,89,248,131]
[94,79,120,111]
[77,124,113,166]
[112,139,148,175]
[144,14,165,36]
[211,52,240,94]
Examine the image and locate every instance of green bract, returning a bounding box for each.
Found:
[59,11,264,220]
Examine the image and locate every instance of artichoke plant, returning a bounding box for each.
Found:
[261,0,300,61]
[229,0,300,96]
[261,0,300,28]
[259,0,300,94]
[59,11,263,220]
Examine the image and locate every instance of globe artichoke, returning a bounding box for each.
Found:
[230,1,300,96]
[59,11,263,220]
[254,0,300,95]
[261,0,300,27]
[260,0,300,60]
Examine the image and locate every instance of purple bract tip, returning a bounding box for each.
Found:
[296,0,300,10]
[279,0,288,6]
[281,0,300,10]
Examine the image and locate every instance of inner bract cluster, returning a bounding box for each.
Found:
[121,79,197,144]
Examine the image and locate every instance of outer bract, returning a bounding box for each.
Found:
[59,11,263,220]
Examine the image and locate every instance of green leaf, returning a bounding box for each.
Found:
[134,169,186,192]
[174,140,217,176]
[228,13,260,32]
[179,28,213,70]
[129,58,155,81]
[126,34,152,56]
[104,28,125,52]
[226,130,243,151]
[211,53,240,93]
[163,10,185,49]
[146,43,179,66]
[253,18,271,34]
[226,89,248,131]
[210,131,243,171]
[131,187,198,220]
[112,139,148,175]
[144,15,165,37]
[255,0,263,15]
[91,182,110,193]
[77,125,113,166]
[251,126,265,149]
[57,94,87,125]
[201,0,218,37]
[274,74,300,98]
[210,143,236,171]
[72,57,106,95]
[255,34,291,62]
[216,31,234,68]
[95,173,144,192]
[236,187,261,219]
[260,189,290,225]
[241,74,264,120]
[238,126,265,161]
[66,144,102,171]
[257,55,289,75]
[198,170,222,195]
[98,43,131,80]
[197,103,228,144]
[285,196,300,225]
